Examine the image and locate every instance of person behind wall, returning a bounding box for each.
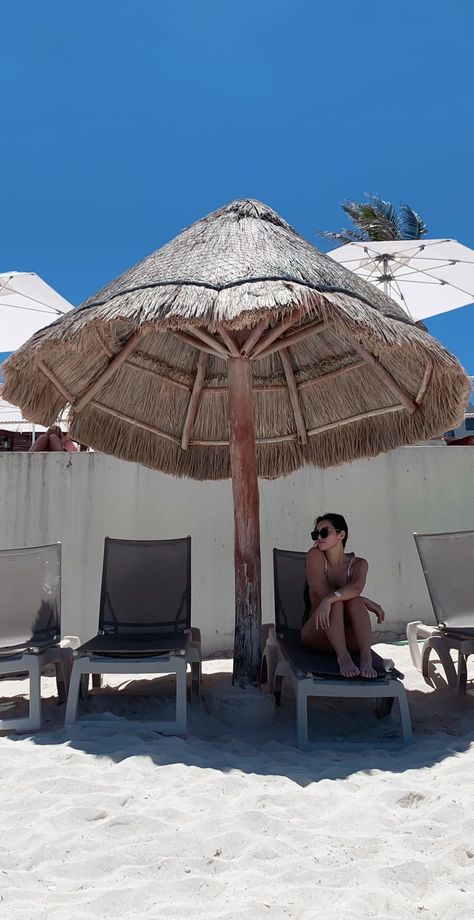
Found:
[301,512,385,679]
[29,425,78,452]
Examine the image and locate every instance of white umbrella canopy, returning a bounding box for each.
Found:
[0,271,73,351]
[327,239,474,321]
[0,397,46,432]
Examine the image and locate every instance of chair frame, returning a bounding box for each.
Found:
[0,543,78,733]
[65,536,200,735]
[261,548,412,749]
[407,531,474,694]
[407,621,474,694]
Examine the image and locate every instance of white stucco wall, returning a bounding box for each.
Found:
[0,448,473,653]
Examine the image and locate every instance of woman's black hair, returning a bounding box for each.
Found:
[315,512,348,547]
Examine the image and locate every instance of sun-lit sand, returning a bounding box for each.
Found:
[0,644,473,920]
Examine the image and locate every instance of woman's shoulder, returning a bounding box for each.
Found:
[352,554,368,570]
[306,546,323,565]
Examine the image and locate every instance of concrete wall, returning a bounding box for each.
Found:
[0,448,473,653]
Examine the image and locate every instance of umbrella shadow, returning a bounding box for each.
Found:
[4,667,474,785]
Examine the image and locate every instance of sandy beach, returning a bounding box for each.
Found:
[0,644,473,920]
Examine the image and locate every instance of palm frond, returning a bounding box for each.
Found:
[317,228,367,244]
[342,196,400,240]
[318,194,427,243]
[400,203,428,239]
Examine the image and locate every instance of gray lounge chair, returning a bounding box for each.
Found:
[65,536,201,735]
[0,543,76,732]
[407,531,474,694]
[260,548,412,748]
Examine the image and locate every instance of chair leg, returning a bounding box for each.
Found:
[79,673,90,699]
[175,661,187,734]
[260,645,279,692]
[54,660,67,705]
[28,656,43,732]
[406,621,423,670]
[394,685,413,744]
[422,638,457,689]
[296,686,309,750]
[273,672,284,706]
[456,653,468,695]
[91,674,103,690]
[65,661,84,726]
[190,661,201,705]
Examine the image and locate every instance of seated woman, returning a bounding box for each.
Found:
[30,426,78,452]
[300,512,384,679]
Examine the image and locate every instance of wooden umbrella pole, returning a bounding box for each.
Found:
[228,357,262,688]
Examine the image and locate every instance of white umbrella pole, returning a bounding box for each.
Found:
[228,357,262,688]
[382,255,390,299]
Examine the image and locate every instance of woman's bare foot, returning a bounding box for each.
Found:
[359,654,377,679]
[337,652,360,678]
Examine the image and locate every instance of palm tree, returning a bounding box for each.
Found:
[318,194,428,245]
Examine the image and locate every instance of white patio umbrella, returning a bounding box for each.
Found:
[0,398,47,432]
[0,272,73,437]
[327,239,474,321]
[0,271,73,351]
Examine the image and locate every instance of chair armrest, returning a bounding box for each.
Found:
[260,623,276,651]
[406,620,438,670]
[60,635,82,650]
[184,627,201,646]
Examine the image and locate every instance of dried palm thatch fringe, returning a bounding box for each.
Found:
[2,198,471,480]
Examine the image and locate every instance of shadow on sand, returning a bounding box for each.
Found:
[2,655,474,784]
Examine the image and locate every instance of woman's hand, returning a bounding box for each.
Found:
[373,604,385,624]
[314,598,332,631]
[369,601,385,623]
[361,596,385,624]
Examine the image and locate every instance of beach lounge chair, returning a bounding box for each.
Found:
[260,548,412,748]
[0,543,77,732]
[407,531,474,694]
[65,536,201,734]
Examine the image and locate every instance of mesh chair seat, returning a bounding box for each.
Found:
[277,635,400,682]
[79,631,189,657]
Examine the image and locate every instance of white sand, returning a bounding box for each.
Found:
[0,644,473,920]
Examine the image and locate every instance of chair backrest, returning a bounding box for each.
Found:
[414,531,474,630]
[0,543,61,652]
[273,548,308,639]
[98,537,191,637]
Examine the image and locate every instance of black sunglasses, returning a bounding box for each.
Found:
[311,526,341,541]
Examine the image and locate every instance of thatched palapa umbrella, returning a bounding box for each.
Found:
[3,199,470,686]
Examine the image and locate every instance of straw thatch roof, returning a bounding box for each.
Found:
[2,199,470,479]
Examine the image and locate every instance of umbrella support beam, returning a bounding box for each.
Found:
[415,360,433,406]
[279,349,307,445]
[351,342,417,414]
[181,352,208,449]
[74,330,145,413]
[228,357,262,688]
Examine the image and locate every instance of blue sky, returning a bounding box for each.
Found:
[1,0,474,371]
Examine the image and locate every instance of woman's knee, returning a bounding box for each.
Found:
[345,597,367,617]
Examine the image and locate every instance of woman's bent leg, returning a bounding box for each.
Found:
[301,601,360,678]
[29,432,50,452]
[345,597,377,678]
[47,433,65,451]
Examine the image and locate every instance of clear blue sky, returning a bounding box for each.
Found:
[1,0,474,371]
